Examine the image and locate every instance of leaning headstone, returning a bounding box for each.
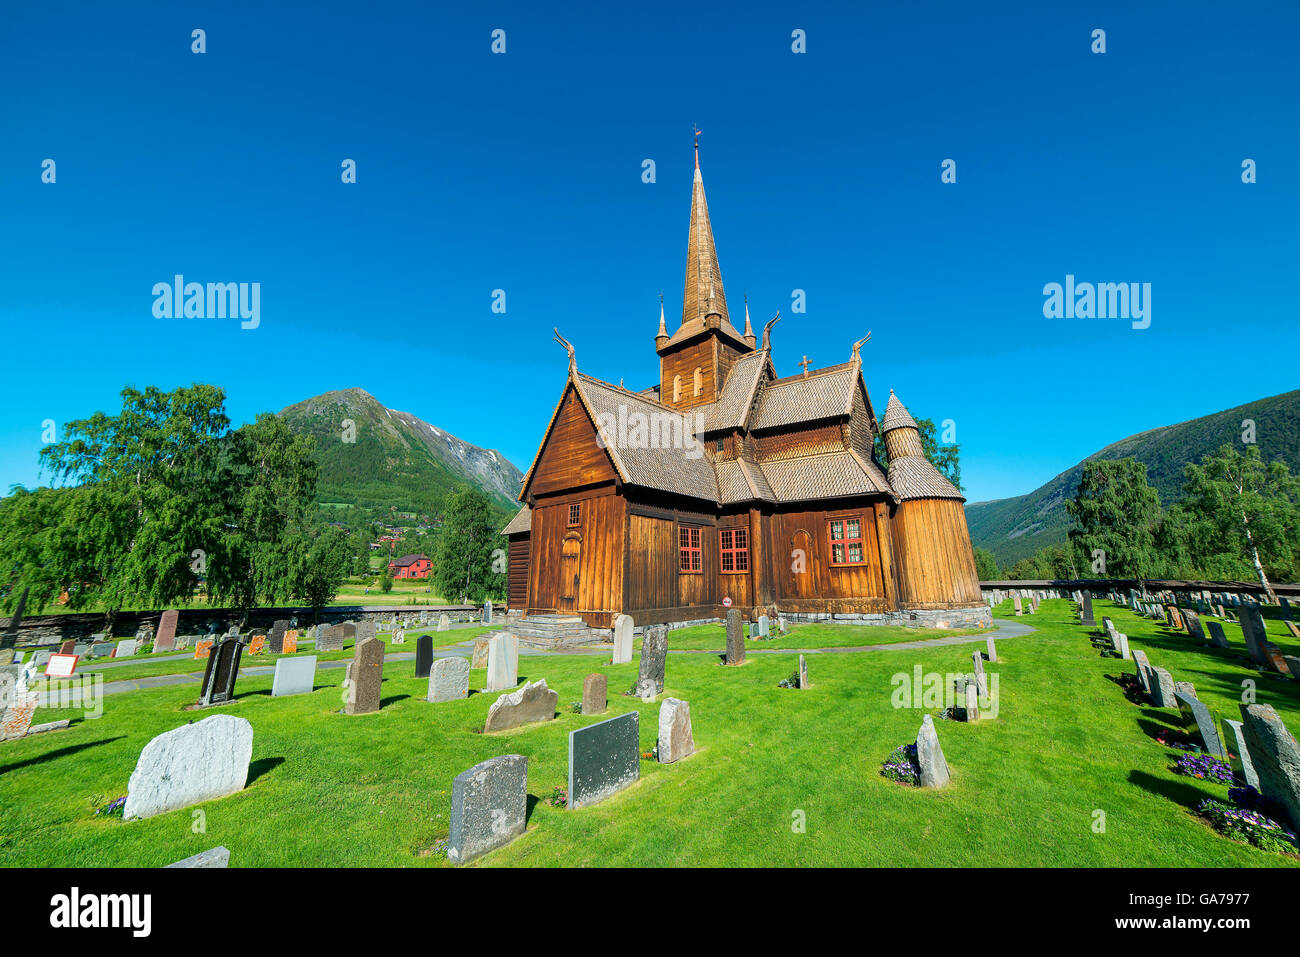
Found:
[1116,633,1130,660]
[1148,666,1177,708]
[1238,704,1300,829]
[340,622,357,642]
[916,715,950,788]
[582,673,607,715]
[612,614,633,664]
[447,755,528,865]
[197,637,243,707]
[485,633,519,692]
[568,711,639,808]
[0,692,38,742]
[1206,620,1230,649]
[725,610,745,666]
[155,610,179,653]
[484,678,557,732]
[658,697,695,762]
[428,656,470,703]
[271,655,317,697]
[985,635,997,663]
[1174,690,1226,758]
[1222,718,1260,789]
[414,635,434,678]
[635,625,667,698]
[165,846,230,868]
[471,638,491,669]
[124,714,253,820]
[1239,607,1270,666]
[345,637,384,714]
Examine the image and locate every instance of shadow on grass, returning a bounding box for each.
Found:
[379,694,411,708]
[247,756,285,786]
[0,735,126,775]
[525,793,540,824]
[1129,769,1217,813]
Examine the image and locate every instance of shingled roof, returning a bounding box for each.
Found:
[881,391,919,432]
[502,505,531,535]
[749,364,858,432]
[702,349,770,432]
[880,391,964,502]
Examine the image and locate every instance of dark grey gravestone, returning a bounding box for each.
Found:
[725,609,745,666]
[1239,607,1270,665]
[198,637,243,706]
[268,619,289,655]
[447,754,528,865]
[1080,591,1096,627]
[1174,690,1226,759]
[1206,620,1229,649]
[271,655,317,697]
[635,624,667,698]
[567,711,639,809]
[1239,703,1300,829]
[1282,597,1294,621]
[414,635,434,678]
[165,846,230,868]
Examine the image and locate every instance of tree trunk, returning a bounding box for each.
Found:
[1243,514,1277,604]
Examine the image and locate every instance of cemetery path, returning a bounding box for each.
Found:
[45,620,1039,701]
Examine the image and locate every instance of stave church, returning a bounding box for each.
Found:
[502,143,989,633]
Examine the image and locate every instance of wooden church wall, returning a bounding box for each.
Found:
[889,498,982,607]
[660,339,718,411]
[526,486,624,628]
[507,535,530,611]
[529,386,618,496]
[764,501,890,613]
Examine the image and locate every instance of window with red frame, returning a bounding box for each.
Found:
[720,527,749,572]
[678,525,702,573]
[828,517,866,565]
[567,503,581,526]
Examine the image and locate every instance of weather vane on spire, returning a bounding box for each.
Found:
[693,124,702,168]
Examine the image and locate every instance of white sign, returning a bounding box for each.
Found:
[45,653,78,678]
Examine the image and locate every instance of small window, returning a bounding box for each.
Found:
[715,437,725,453]
[672,375,682,403]
[567,503,581,527]
[828,517,866,566]
[678,526,702,573]
[693,367,703,396]
[720,527,749,573]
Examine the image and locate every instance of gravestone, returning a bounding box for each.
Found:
[971,652,987,696]
[316,625,345,653]
[428,656,470,703]
[116,639,138,658]
[1282,596,1294,621]
[471,638,491,669]
[986,635,997,663]
[1239,607,1270,666]
[414,635,434,678]
[197,637,243,707]
[345,637,384,714]
[1184,610,1205,642]
[1148,666,1177,708]
[437,614,450,632]
[1238,703,1300,829]
[268,620,289,655]
[419,610,429,626]
[725,610,745,666]
[568,711,639,808]
[283,631,297,654]
[964,680,980,722]
[1116,633,1130,660]
[612,615,633,664]
[447,755,528,865]
[658,698,695,762]
[1,691,38,742]
[635,625,667,698]
[1283,656,1300,680]
[483,600,493,625]
[340,622,357,642]
[1174,690,1226,758]
[757,614,770,637]
[124,714,252,820]
[247,635,267,656]
[392,628,406,645]
[58,640,75,655]
[485,633,519,692]
[582,673,607,715]
[193,638,214,660]
[916,715,950,788]
[1206,620,1229,649]
[165,846,230,868]
[1080,591,1096,627]
[484,679,557,732]
[155,610,180,653]
[271,655,317,697]
[356,620,376,642]
[798,654,808,689]
[1222,718,1260,789]
[1013,596,1023,616]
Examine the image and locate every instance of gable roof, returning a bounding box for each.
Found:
[749,364,859,432]
[390,554,429,567]
[502,505,531,535]
[702,349,772,432]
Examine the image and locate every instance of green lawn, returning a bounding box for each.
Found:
[651,620,987,651]
[2,598,1298,867]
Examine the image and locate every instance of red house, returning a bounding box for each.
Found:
[388,554,432,579]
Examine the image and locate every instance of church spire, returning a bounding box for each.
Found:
[743,295,756,348]
[682,141,730,329]
[655,293,669,348]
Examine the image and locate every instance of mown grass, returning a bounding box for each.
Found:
[651,620,986,652]
[2,599,1298,867]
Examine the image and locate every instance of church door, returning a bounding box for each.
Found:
[560,533,581,609]
[790,529,815,598]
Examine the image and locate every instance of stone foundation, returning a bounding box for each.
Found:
[780,606,994,630]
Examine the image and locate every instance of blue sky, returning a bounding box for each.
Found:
[2,1,1296,504]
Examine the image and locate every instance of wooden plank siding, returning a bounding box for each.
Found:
[890,498,982,607]
[528,385,619,497]
[765,501,891,614]
[525,486,625,627]
[507,536,530,611]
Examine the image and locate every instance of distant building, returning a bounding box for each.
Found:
[388,554,432,579]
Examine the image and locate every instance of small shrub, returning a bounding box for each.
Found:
[549,787,568,808]
[777,670,800,689]
[1199,797,1299,854]
[568,701,582,714]
[880,744,919,786]
[93,796,126,818]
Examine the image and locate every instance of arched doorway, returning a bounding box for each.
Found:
[560,532,582,609]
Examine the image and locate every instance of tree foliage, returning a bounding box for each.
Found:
[433,487,505,603]
[1065,458,1162,580]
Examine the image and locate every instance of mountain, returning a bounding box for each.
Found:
[965,390,1300,568]
[277,388,524,518]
